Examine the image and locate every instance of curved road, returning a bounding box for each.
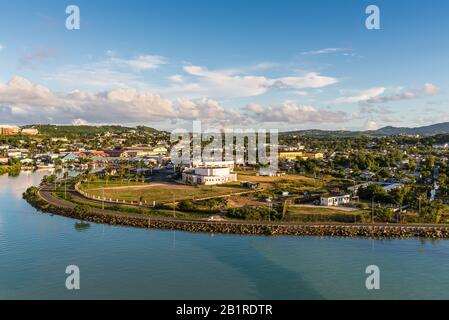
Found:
[37,185,449,230]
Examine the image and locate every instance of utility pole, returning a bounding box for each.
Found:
[102,187,105,210]
[268,202,271,222]
[173,193,176,218]
[371,196,375,224]
[419,196,422,215]
[64,179,67,199]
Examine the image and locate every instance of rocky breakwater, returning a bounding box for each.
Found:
[24,186,449,238]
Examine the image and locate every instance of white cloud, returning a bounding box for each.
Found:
[365,120,379,130]
[335,83,441,105]
[175,65,337,98]
[46,53,167,89]
[245,102,348,124]
[18,48,57,69]
[107,55,167,71]
[72,118,89,126]
[0,44,4,52]
[273,73,338,90]
[365,83,440,104]
[301,48,350,55]
[334,87,386,104]
[423,83,441,95]
[0,76,348,126]
[176,98,242,122]
[366,91,415,104]
[0,76,175,123]
[0,76,243,125]
[168,74,184,83]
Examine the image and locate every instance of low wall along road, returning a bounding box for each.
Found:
[27,184,449,239]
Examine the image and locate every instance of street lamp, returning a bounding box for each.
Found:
[170,192,176,218]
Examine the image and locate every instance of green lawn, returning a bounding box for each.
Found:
[78,180,147,191]
[80,180,246,204]
[285,205,368,223]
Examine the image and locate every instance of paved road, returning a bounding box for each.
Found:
[37,185,449,229]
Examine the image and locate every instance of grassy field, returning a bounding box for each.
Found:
[285,205,368,223]
[80,180,246,204]
[78,180,147,191]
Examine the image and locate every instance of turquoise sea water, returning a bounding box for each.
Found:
[1,171,449,299]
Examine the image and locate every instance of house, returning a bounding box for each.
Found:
[241,182,260,189]
[20,158,34,165]
[348,182,373,193]
[433,143,449,149]
[360,170,376,180]
[21,128,39,136]
[61,153,80,162]
[0,157,9,165]
[0,126,20,135]
[150,146,168,155]
[320,194,351,207]
[7,151,22,158]
[279,151,304,160]
[304,152,324,160]
[382,183,404,192]
[349,181,404,193]
[87,150,107,157]
[104,149,129,158]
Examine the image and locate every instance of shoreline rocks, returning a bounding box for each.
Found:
[24,191,449,239]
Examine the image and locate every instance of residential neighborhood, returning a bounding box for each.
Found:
[2,124,449,224]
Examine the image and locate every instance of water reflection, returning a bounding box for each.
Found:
[74,221,91,232]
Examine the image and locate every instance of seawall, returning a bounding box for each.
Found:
[24,189,449,239]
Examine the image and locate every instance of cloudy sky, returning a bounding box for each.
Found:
[0,0,448,131]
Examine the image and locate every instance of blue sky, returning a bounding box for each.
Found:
[0,0,448,130]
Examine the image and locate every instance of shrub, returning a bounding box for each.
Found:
[73,205,90,217]
[228,206,280,221]
[374,207,395,222]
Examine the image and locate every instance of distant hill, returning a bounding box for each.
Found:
[281,129,363,137]
[368,122,449,136]
[21,122,449,139]
[21,124,162,138]
[283,122,449,137]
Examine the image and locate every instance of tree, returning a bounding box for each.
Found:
[374,207,395,222]
[419,199,444,223]
[358,184,388,202]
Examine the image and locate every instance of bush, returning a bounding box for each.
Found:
[357,203,369,210]
[177,200,198,212]
[228,206,280,221]
[374,207,395,222]
[177,198,228,213]
[73,205,90,217]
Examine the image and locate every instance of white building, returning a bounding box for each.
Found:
[320,194,351,207]
[21,128,39,136]
[182,162,237,185]
[7,151,22,158]
[190,160,235,170]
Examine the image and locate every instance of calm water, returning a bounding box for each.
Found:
[1,171,449,300]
